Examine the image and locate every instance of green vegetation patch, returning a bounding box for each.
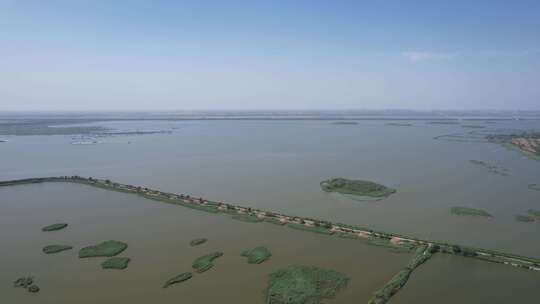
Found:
[450,207,491,217]
[527,209,540,219]
[232,214,262,223]
[287,222,333,235]
[101,257,131,270]
[515,215,535,223]
[190,238,208,246]
[41,223,68,231]
[321,178,396,198]
[79,240,128,258]
[368,245,432,304]
[43,245,73,254]
[192,252,223,273]
[163,272,193,288]
[264,217,286,225]
[266,265,349,304]
[241,246,272,264]
[528,184,540,191]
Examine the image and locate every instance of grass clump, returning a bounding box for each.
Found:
[163,272,193,288]
[450,207,491,217]
[192,252,223,273]
[321,178,396,198]
[527,209,540,219]
[43,245,73,254]
[287,223,333,235]
[515,215,535,222]
[190,238,207,246]
[241,246,272,264]
[101,257,131,269]
[232,214,262,223]
[528,184,540,191]
[368,245,432,304]
[41,223,68,231]
[266,265,349,304]
[79,240,128,258]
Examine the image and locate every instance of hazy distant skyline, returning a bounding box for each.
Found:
[1,0,539,111]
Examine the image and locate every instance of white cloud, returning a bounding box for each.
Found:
[402,51,459,62]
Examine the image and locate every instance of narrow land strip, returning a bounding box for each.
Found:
[1,176,539,272]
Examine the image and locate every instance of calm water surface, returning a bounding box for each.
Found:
[1,183,409,303]
[1,119,539,302]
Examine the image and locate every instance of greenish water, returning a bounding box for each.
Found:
[1,118,539,302]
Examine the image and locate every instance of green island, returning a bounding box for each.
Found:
[486,132,540,160]
[320,178,396,199]
[450,207,492,217]
[266,265,349,304]
[13,277,40,293]
[241,246,272,264]
[528,183,540,191]
[43,245,73,254]
[79,240,128,258]
[468,160,509,176]
[41,223,68,231]
[516,215,536,223]
[527,209,540,219]
[192,252,223,273]
[190,238,208,246]
[2,176,539,303]
[163,272,193,288]
[368,245,433,304]
[101,257,131,270]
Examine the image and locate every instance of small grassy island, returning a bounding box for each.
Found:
[192,252,223,273]
[450,207,492,217]
[190,238,208,246]
[43,245,73,254]
[41,223,68,231]
[469,160,509,176]
[527,209,540,219]
[528,184,540,191]
[266,265,349,304]
[368,245,432,304]
[101,257,131,270]
[486,132,540,160]
[321,178,396,199]
[163,272,193,288]
[516,215,536,223]
[13,277,40,293]
[241,246,272,264]
[79,240,128,258]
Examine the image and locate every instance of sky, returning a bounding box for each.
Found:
[1,0,539,111]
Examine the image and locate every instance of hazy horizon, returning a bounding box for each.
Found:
[1,0,540,111]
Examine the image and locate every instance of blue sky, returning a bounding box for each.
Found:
[1,0,539,111]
